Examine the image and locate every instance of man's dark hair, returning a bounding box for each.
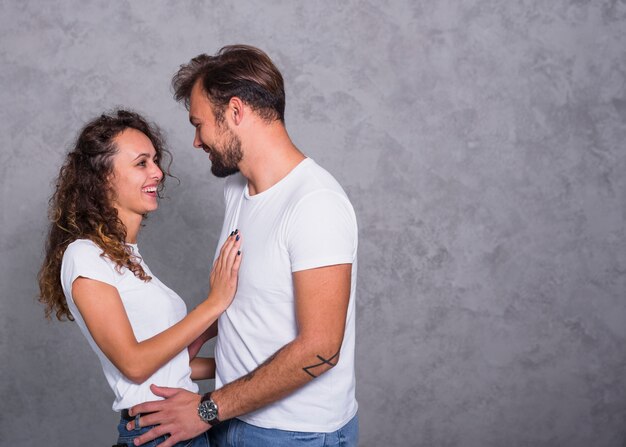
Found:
[172,44,285,123]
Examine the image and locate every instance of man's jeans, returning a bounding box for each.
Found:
[209,414,358,447]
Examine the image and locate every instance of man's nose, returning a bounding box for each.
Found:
[193,129,203,148]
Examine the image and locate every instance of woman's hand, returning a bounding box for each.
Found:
[208,230,242,311]
[71,233,242,385]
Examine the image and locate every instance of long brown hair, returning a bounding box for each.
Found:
[39,109,172,321]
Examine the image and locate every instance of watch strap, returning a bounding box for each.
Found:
[199,392,221,426]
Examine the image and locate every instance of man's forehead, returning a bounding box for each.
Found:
[189,82,210,115]
[188,103,208,122]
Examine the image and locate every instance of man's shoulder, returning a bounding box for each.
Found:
[290,158,349,200]
[285,160,356,229]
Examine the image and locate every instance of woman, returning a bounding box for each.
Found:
[38,109,240,446]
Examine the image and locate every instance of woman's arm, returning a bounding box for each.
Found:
[71,234,241,384]
[189,357,216,380]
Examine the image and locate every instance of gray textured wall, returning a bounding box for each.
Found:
[1,1,625,446]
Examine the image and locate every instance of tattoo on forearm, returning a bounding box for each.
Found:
[303,350,340,378]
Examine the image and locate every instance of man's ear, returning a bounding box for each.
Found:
[228,97,245,125]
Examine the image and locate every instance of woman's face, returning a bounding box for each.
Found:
[109,128,163,223]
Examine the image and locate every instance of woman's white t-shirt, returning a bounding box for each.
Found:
[60,239,198,411]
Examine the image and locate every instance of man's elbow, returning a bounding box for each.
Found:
[302,340,343,378]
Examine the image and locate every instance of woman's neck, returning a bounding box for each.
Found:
[116,209,142,244]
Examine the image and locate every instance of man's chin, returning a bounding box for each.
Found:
[211,165,240,178]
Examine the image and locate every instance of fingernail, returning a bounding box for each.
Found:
[235,235,240,241]
[237,250,241,255]
[234,229,239,234]
[230,231,235,236]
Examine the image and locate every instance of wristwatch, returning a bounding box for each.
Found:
[197,392,221,426]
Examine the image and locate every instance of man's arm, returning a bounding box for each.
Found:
[187,322,218,360]
[189,357,216,380]
[127,263,352,447]
[213,262,352,417]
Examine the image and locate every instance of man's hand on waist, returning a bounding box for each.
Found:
[126,384,209,447]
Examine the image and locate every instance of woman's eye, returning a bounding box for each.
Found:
[137,160,146,167]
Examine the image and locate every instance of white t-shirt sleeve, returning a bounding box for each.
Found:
[61,241,118,293]
[286,190,358,272]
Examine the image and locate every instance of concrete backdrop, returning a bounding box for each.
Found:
[1,1,625,446]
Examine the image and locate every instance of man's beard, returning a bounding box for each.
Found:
[209,128,243,178]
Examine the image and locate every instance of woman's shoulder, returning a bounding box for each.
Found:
[63,239,104,260]
[61,239,120,288]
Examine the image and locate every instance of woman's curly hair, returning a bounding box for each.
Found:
[38,109,172,321]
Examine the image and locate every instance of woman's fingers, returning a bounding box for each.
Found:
[214,230,241,277]
[216,231,234,271]
[207,231,242,309]
[231,243,242,275]
[224,234,242,278]
[213,232,232,275]
[218,230,237,273]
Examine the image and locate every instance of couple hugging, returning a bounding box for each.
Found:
[39,45,358,447]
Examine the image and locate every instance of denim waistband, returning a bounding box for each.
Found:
[120,409,155,422]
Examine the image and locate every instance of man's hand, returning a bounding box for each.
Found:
[126,384,209,446]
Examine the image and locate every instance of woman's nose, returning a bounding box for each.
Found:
[152,164,163,182]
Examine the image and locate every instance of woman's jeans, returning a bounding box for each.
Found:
[115,415,210,447]
[209,413,359,447]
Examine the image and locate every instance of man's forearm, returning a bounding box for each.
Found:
[212,337,340,420]
[187,322,218,360]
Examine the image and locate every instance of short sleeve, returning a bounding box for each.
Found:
[286,190,358,272]
[61,240,118,296]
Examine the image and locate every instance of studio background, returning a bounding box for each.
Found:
[1,1,625,446]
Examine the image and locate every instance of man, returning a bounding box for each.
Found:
[128,45,358,447]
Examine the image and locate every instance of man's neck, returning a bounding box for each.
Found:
[238,123,306,196]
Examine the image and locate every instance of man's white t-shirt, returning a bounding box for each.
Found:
[214,158,358,432]
[61,239,198,411]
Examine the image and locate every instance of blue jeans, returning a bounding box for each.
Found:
[209,414,358,447]
[115,416,211,447]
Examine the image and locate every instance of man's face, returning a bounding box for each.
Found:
[189,81,243,178]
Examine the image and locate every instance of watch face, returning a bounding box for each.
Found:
[198,400,218,422]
